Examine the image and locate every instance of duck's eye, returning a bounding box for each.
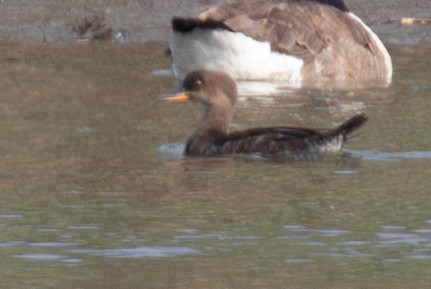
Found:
[190,79,203,91]
[183,76,204,91]
[193,80,203,89]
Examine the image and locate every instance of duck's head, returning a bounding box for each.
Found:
[161,70,238,111]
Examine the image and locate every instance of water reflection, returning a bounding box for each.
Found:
[67,225,99,230]
[0,241,26,247]
[29,242,77,247]
[3,218,429,263]
[15,253,71,261]
[157,143,184,156]
[281,223,431,260]
[70,246,200,258]
[159,143,431,163]
[0,214,23,219]
[347,150,431,161]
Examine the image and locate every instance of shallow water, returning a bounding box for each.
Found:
[1,1,431,289]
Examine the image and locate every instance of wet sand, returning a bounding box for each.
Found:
[0,0,430,44]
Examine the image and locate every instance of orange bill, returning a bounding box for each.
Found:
[159,92,190,102]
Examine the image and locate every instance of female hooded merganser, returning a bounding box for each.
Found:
[171,0,392,89]
[161,70,367,160]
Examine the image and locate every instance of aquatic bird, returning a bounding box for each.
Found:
[170,0,392,89]
[161,69,367,160]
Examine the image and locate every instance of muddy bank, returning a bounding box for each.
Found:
[0,0,430,44]
[0,0,218,43]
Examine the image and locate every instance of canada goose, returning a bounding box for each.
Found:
[170,0,392,89]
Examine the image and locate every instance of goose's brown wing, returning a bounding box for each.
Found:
[200,1,370,56]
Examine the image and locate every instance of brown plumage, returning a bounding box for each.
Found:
[170,0,392,89]
[161,70,367,160]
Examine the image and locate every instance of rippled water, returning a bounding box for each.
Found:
[1,1,431,289]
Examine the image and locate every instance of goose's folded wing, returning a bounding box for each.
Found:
[199,1,375,61]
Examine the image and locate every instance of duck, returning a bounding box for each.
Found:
[161,69,367,160]
[170,0,392,90]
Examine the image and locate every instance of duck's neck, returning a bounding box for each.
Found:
[196,105,233,137]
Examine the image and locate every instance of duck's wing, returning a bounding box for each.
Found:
[221,127,319,143]
[215,126,323,155]
[215,114,367,156]
[184,126,320,157]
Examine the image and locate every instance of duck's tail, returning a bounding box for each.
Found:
[328,114,368,140]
